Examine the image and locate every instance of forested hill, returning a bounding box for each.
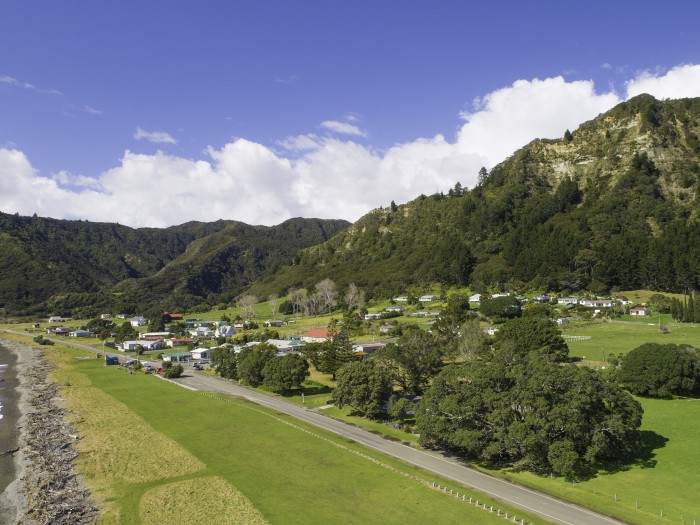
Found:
[0,213,348,316]
[248,95,700,299]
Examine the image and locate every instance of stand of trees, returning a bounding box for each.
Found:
[616,343,700,398]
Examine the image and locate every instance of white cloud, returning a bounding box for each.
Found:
[0,74,62,96]
[626,64,700,99]
[134,127,177,145]
[2,64,700,228]
[320,120,368,137]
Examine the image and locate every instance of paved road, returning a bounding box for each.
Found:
[6,330,626,525]
[173,371,624,525]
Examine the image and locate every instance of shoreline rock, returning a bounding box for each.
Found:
[0,338,98,525]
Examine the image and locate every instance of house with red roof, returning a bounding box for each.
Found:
[300,329,331,343]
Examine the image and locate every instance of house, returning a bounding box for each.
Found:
[630,307,651,317]
[105,355,119,366]
[216,325,236,338]
[167,337,195,347]
[556,317,570,325]
[300,329,330,343]
[163,312,184,321]
[580,299,615,308]
[190,347,212,360]
[386,305,404,313]
[69,329,92,338]
[130,316,147,327]
[419,295,438,302]
[233,321,245,329]
[352,342,385,355]
[189,327,214,338]
[266,339,306,354]
[162,351,192,363]
[393,296,408,302]
[122,340,162,352]
[484,328,500,336]
[533,295,550,304]
[100,313,111,320]
[53,327,71,336]
[468,293,482,303]
[558,297,580,305]
[140,331,170,340]
[379,324,394,335]
[115,314,128,319]
[265,319,285,328]
[48,316,65,323]
[412,311,429,317]
[364,313,382,320]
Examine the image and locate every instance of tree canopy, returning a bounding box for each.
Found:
[333,361,393,418]
[616,343,700,398]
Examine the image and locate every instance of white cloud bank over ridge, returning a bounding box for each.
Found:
[3,64,700,228]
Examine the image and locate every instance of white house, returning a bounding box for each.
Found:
[630,307,651,317]
[558,297,580,305]
[121,340,162,352]
[386,305,404,312]
[189,326,214,338]
[556,317,571,325]
[48,316,65,323]
[468,293,482,303]
[100,313,112,320]
[191,347,212,360]
[215,325,236,338]
[69,329,92,337]
[364,313,382,320]
[264,319,285,328]
[300,329,330,343]
[419,295,438,302]
[393,295,408,302]
[140,331,171,340]
[130,316,147,327]
[580,299,615,308]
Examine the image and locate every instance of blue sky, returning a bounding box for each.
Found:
[2,1,700,227]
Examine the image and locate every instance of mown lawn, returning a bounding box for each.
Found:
[489,396,700,525]
[563,320,700,361]
[46,342,537,525]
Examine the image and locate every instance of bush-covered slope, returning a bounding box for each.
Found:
[248,95,700,298]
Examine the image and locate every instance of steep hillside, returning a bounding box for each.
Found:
[248,95,700,298]
[0,213,348,316]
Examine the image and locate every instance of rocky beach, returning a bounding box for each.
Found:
[0,338,97,525]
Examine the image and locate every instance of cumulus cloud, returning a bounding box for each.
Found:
[320,120,368,137]
[134,127,177,144]
[626,64,700,99]
[2,65,699,228]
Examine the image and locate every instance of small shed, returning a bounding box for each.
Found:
[105,355,119,366]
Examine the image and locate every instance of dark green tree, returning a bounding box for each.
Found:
[494,316,569,363]
[164,364,184,378]
[334,361,393,418]
[479,296,521,321]
[211,346,238,379]
[237,345,276,387]
[317,331,354,379]
[262,354,310,392]
[374,331,443,394]
[616,343,699,398]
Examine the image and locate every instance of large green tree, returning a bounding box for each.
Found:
[333,361,393,418]
[416,356,642,478]
[262,354,310,393]
[374,330,444,394]
[616,343,700,398]
[237,345,276,387]
[494,316,569,363]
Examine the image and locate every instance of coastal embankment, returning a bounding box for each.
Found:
[0,337,97,525]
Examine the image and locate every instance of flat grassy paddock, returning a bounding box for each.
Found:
[488,396,700,525]
[563,320,700,362]
[39,340,537,525]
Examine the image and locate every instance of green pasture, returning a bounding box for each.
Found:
[48,343,537,525]
[562,320,700,361]
[491,396,700,525]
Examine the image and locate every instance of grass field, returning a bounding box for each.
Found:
[33,338,538,525]
[489,396,700,525]
[563,320,700,362]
